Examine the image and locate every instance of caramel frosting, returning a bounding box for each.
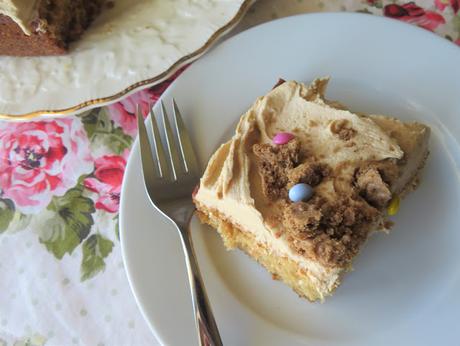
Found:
[194,78,429,298]
[0,0,39,35]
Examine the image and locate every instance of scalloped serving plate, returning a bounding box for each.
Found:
[120,13,460,346]
[0,0,253,119]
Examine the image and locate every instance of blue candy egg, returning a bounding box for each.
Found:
[288,183,313,203]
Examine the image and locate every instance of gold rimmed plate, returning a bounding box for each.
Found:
[0,0,254,120]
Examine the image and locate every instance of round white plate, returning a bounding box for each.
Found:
[0,0,252,119]
[120,13,460,346]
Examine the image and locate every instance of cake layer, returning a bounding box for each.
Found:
[0,14,65,56]
[196,207,335,301]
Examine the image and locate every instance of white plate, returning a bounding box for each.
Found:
[120,13,460,346]
[0,0,252,119]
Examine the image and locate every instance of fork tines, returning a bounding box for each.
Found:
[136,99,199,182]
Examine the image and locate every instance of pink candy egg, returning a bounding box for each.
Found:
[272,132,295,145]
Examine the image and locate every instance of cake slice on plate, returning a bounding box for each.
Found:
[0,0,106,56]
[193,78,430,301]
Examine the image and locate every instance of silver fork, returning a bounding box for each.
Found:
[136,100,223,346]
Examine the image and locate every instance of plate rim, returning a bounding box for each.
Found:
[0,0,255,121]
[120,11,460,346]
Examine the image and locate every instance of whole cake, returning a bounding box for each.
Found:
[193,78,430,302]
[0,0,106,56]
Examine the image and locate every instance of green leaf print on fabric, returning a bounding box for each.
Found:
[0,199,32,234]
[114,215,120,240]
[7,212,32,234]
[108,126,133,155]
[80,108,133,155]
[79,108,105,138]
[13,333,47,346]
[365,0,382,9]
[453,13,460,33]
[0,199,14,233]
[356,8,372,14]
[81,234,114,281]
[39,187,95,259]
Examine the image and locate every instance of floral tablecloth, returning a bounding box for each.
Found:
[0,1,458,345]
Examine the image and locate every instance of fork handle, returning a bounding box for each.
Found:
[179,224,223,346]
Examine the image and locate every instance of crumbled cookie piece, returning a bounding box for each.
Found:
[253,139,301,199]
[283,200,323,238]
[330,119,356,141]
[355,167,392,208]
[312,230,364,268]
[383,220,394,230]
[326,202,358,228]
[283,197,379,267]
[287,162,330,187]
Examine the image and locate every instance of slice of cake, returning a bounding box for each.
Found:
[193,78,430,302]
[0,0,107,56]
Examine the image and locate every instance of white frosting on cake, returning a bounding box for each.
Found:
[0,0,38,35]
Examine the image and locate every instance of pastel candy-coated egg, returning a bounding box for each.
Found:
[273,132,295,145]
[289,183,313,203]
[387,196,400,216]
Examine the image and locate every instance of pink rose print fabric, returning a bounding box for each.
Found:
[84,151,129,213]
[107,90,157,137]
[107,67,186,138]
[0,118,93,214]
[384,2,445,31]
[434,0,459,13]
[0,66,189,280]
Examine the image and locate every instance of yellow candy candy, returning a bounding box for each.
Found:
[387,196,400,216]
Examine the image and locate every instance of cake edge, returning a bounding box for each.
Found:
[195,205,337,302]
